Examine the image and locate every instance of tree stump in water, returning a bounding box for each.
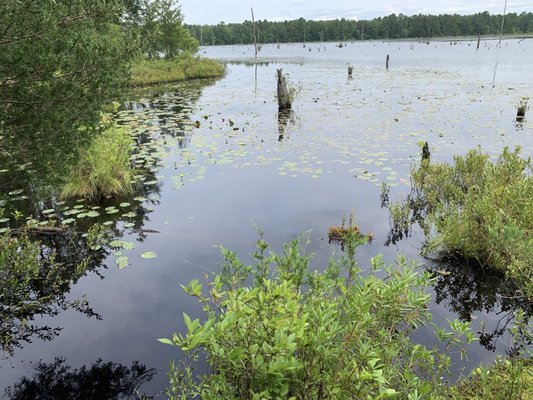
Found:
[421,141,430,162]
[348,66,353,78]
[276,69,292,111]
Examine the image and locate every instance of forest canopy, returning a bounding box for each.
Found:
[185,11,533,45]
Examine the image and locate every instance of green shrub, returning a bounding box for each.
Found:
[160,234,476,399]
[391,146,533,298]
[445,357,532,400]
[131,55,225,87]
[60,124,134,200]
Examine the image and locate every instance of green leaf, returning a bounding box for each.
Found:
[141,251,157,259]
[115,256,129,269]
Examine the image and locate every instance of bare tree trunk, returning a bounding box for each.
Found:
[499,0,508,47]
[386,54,390,69]
[251,8,258,59]
[348,65,353,78]
[277,69,292,111]
[476,34,481,49]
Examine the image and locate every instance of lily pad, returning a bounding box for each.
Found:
[141,251,157,259]
[115,256,129,269]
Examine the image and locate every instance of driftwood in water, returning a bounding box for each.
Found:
[9,226,74,238]
[8,225,161,238]
[348,66,353,78]
[386,54,390,69]
[476,34,481,49]
[276,69,292,111]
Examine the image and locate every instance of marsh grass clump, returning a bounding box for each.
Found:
[391,146,533,298]
[131,54,225,87]
[516,96,529,120]
[60,124,135,201]
[328,214,373,245]
[160,233,479,399]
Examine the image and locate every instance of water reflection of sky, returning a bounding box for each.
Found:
[1,39,532,396]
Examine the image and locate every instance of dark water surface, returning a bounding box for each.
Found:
[1,39,532,397]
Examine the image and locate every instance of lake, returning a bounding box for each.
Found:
[1,38,532,397]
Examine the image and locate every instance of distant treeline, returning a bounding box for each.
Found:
[185,11,533,45]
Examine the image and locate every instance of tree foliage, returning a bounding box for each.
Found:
[0,0,134,151]
[131,0,198,59]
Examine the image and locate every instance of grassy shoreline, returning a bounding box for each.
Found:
[131,55,225,87]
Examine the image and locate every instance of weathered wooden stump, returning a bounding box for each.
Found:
[348,66,353,78]
[386,54,390,69]
[276,69,292,111]
[421,141,430,162]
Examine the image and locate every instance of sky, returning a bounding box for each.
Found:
[180,0,533,25]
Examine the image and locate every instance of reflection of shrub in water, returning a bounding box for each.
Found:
[4,358,154,399]
[0,225,108,355]
[429,258,532,353]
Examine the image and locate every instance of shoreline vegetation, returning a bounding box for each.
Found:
[198,33,533,47]
[387,146,533,299]
[131,55,225,87]
[185,11,533,46]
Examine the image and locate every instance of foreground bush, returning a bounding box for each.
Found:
[160,234,477,399]
[445,357,532,400]
[60,124,134,200]
[390,146,533,299]
[131,55,225,86]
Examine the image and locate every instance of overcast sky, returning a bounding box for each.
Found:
[180,0,533,25]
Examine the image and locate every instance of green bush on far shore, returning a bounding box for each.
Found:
[131,54,225,87]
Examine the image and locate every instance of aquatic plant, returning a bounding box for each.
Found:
[390,146,533,298]
[328,213,373,245]
[161,234,477,399]
[60,124,135,201]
